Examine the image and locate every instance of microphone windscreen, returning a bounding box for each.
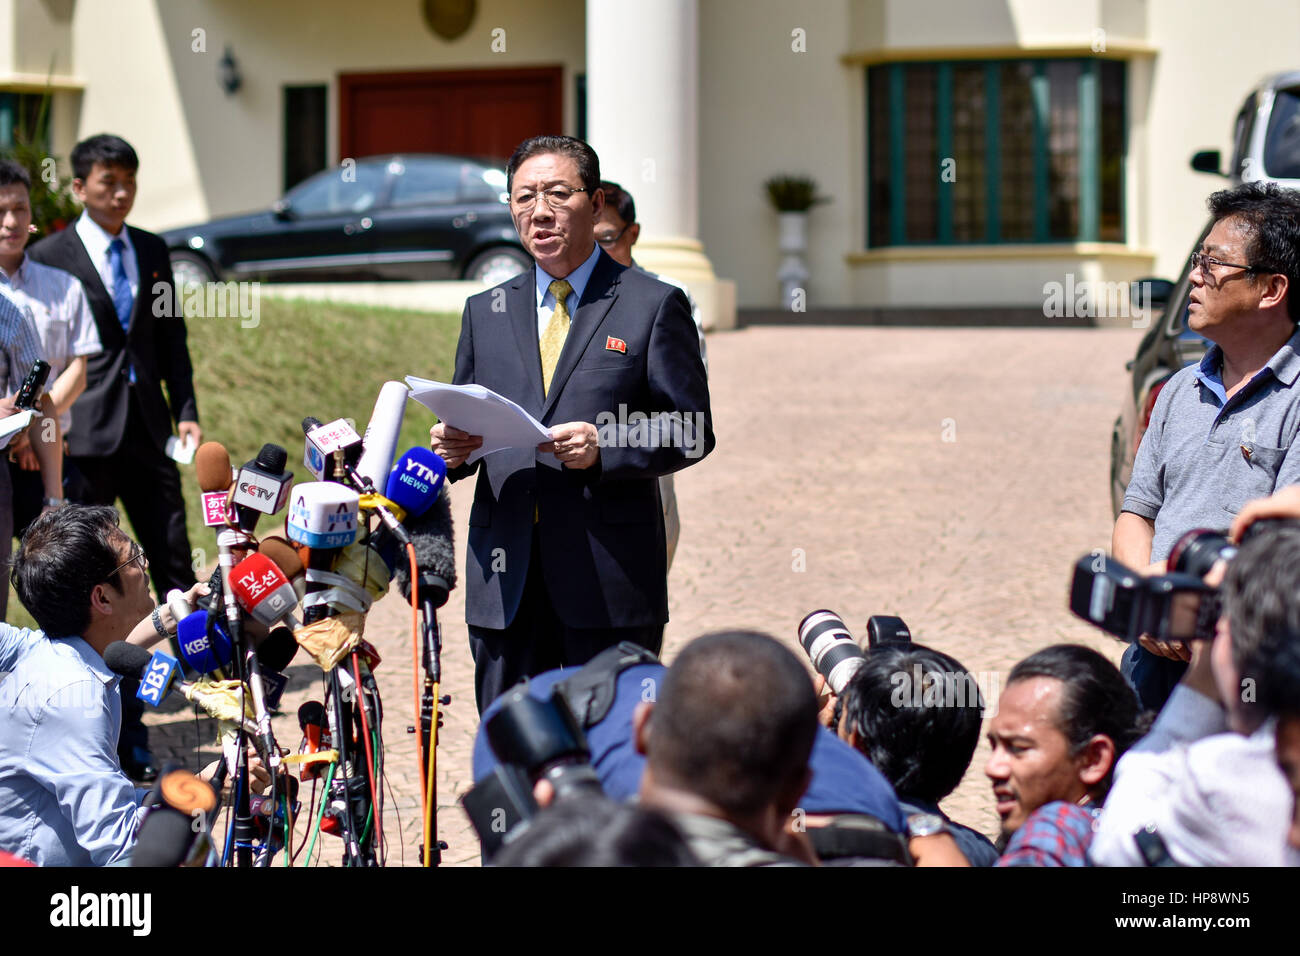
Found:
[196,442,234,493]
[256,443,288,474]
[260,536,304,581]
[104,641,153,680]
[258,626,299,673]
[385,447,446,519]
[176,609,234,674]
[131,807,199,868]
[392,489,457,605]
[298,700,326,731]
[356,381,409,491]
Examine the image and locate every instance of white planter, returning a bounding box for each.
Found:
[776,211,810,310]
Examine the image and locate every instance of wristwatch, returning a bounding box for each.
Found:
[42,496,67,508]
[906,813,949,839]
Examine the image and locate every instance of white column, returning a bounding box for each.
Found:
[586,0,715,284]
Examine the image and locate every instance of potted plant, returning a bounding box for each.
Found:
[764,175,828,310]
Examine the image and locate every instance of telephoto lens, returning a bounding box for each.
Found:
[485,687,604,802]
[798,610,866,694]
[1168,529,1236,579]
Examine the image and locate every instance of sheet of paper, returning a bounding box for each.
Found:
[406,376,552,464]
[0,409,33,450]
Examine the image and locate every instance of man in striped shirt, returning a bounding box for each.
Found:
[0,160,101,539]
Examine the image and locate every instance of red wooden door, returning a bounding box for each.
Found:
[338,66,564,162]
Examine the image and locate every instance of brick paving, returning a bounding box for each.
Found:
[146,324,1144,865]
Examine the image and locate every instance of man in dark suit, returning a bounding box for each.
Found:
[28,134,201,780]
[430,135,714,712]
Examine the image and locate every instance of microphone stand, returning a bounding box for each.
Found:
[419,587,449,867]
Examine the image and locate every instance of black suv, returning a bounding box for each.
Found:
[160,155,530,286]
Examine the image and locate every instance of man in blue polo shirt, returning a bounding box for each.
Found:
[1114,182,1300,710]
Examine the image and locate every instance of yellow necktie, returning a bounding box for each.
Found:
[539,278,573,396]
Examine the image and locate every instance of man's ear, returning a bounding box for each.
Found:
[1076,734,1117,789]
[590,187,605,219]
[632,700,654,757]
[88,581,114,617]
[70,178,86,203]
[628,223,641,247]
[1259,272,1289,312]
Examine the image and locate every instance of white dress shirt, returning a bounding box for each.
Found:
[1091,685,1300,866]
[75,211,138,306]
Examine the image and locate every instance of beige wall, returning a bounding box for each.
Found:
[69,0,585,230]
[700,0,859,308]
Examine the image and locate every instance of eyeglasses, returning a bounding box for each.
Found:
[595,223,631,247]
[1189,251,1258,284]
[510,185,588,212]
[107,543,148,582]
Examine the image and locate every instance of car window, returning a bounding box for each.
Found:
[1264,86,1300,180]
[287,162,387,217]
[1231,93,1257,179]
[390,159,464,208]
[461,166,508,203]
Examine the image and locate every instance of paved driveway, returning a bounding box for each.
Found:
[147,324,1144,865]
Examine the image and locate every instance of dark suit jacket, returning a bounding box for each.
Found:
[449,249,714,630]
[28,223,198,456]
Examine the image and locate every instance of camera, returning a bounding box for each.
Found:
[461,685,603,858]
[799,611,913,695]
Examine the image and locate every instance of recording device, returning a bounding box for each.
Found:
[104,641,258,735]
[229,551,299,629]
[799,610,866,694]
[866,615,912,649]
[463,687,603,858]
[231,443,293,532]
[355,381,409,492]
[132,769,219,867]
[1167,528,1238,578]
[302,417,362,481]
[1068,553,1220,643]
[175,609,234,675]
[14,359,50,410]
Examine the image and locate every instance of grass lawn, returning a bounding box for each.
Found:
[6,296,462,629]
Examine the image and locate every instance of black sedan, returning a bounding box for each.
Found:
[160,155,531,286]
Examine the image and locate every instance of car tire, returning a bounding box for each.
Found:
[170,251,217,288]
[1109,417,1127,519]
[463,246,530,285]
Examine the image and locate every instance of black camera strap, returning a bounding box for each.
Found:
[555,641,660,728]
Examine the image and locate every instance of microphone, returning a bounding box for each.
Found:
[355,381,409,492]
[229,551,299,629]
[286,482,360,623]
[297,701,332,780]
[302,416,362,482]
[174,609,234,676]
[131,769,219,867]
[231,443,293,533]
[385,447,447,520]
[392,487,457,610]
[255,626,298,712]
[104,641,258,735]
[260,535,306,601]
[196,441,237,527]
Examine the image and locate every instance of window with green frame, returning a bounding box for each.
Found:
[867,58,1125,247]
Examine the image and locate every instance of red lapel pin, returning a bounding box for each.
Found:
[605,336,627,354]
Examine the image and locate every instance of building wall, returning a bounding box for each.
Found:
[702,0,1300,308]
[67,0,585,230]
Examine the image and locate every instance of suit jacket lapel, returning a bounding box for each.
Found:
[541,251,620,420]
[506,266,545,412]
[59,228,127,349]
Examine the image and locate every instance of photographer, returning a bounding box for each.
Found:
[987,645,1144,866]
[832,643,999,865]
[1091,522,1300,866]
[0,505,263,866]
